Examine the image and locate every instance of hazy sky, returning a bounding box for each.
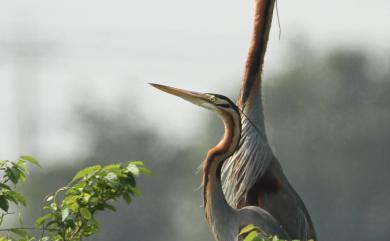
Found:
[0,0,389,160]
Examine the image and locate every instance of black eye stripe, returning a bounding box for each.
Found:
[217,104,230,108]
[205,93,238,111]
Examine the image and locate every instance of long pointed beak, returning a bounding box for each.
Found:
[150,83,212,108]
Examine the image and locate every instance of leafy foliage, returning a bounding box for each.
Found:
[0,156,39,214]
[239,224,277,241]
[0,157,150,241]
[35,161,150,241]
[239,225,314,241]
[0,156,40,241]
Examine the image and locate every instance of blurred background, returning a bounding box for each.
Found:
[1,0,390,240]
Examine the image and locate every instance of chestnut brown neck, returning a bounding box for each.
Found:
[238,0,275,108]
[202,110,241,226]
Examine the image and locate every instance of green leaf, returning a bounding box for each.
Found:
[122,192,132,205]
[67,201,80,212]
[80,207,92,220]
[126,163,139,176]
[72,181,86,191]
[0,196,9,212]
[82,193,91,202]
[35,213,52,227]
[61,208,70,221]
[63,195,80,211]
[20,155,41,167]
[130,187,142,196]
[72,165,102,181]
[0,183,11,190]
[46,195,54,202]
[105,172,120,189]
[104,172,118,182]
[243,231,263,241]
[7,190,27,206]
[103,164,121,171]
[240,224,257,235]
[103,203,117,212]
[130,161,144,166]
[18,169,26,183]
[124,174,136,187]
[50,202,58,211]
[82,222,98,236]
[138,167,152,175]
[10,228,29,238]
[6,167,21,184]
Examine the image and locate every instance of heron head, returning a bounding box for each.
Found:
[150,83,239,114]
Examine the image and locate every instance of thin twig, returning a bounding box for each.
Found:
[0,227,55,232]
[275,0,282,40]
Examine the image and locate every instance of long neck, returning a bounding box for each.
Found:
[203,111,241,238]
[238,0,275,114]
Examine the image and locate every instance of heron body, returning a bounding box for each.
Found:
[151,0,317,240]
[151,84,290,241]
[222,0,317,240]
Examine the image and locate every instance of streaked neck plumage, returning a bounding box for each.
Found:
[203,109,241,240]
[222,0,275,208]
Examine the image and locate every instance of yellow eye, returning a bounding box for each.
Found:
[207,95,216,103]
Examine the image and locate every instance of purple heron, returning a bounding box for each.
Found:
[222,0,317,240]
[152,0,317,240]
[151,83,290,241]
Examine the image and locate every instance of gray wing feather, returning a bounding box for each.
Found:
[222,116,273,206]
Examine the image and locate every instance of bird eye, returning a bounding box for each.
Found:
[207,95,217,103]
